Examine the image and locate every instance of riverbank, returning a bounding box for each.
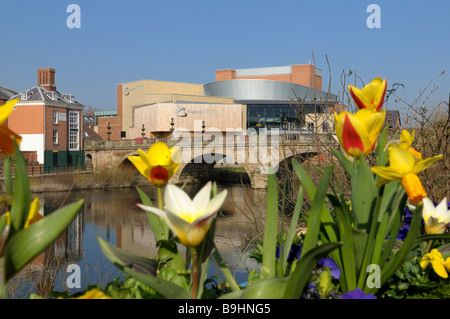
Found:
[0,166,252,193]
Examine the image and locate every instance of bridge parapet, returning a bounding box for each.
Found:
[84,133,337,151]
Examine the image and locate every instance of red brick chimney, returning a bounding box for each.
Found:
[38,68,56,91]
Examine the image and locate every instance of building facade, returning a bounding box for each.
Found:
[7,68,85,172]
[205,64,340,134]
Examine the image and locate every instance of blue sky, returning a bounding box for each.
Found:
[1,0,449,112]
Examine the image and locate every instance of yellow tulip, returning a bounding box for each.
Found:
[127,142,180,187]
[0,98,21,154]
[371,146,442,203]
[420,249,450,279]
[138,182,227,247]
[348,77,387,111]
[422,197,450,235]
[4,197,43,229]
[334,108,386,158]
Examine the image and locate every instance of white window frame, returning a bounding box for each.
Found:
[53,129,58,144]
[53,110,58,124]
[68,111,80,151]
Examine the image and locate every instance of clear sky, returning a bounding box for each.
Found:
[1,0,449,113]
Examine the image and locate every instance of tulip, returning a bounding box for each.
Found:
[334,108,386,158]
[348,77,387,111]
[420,249,450,279]
[371,146,442,203]
[127,142,180,187]
[137,182,227,247]
[422,197,450,235]
[4,197,43,229]
[0,98,22,154]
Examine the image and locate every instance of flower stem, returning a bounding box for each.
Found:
[425,240,433,253]
[190,247,199,299]
[157,186,164,210]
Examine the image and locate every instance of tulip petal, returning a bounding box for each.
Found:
[127,155,149,178]
[203,189,228,217]
[0,124,22,155]
[341,114,366,157]
[147,142,173,167]
[192,182,212,214]
[0,98,18,125]
[349,85,372,110]
[422,197,436,224]
[164,184,195,222]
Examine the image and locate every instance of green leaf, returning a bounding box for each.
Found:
[301,165,332,258]
[2,199,84,282]
[284,242,342,299]
[281,187,304,272]
[331,147,353,176]
[261,169,278,280]
[351,156,377,232]
[240,277,289,299]
[98,237,188,299]
[328,194,356,291]
[370,203,423,295]
[292,159,339,245]
[136,187,168,242]
[375,127,389,167]
[7,141,31,238]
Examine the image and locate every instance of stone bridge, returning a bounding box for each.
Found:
[84,133,337,188]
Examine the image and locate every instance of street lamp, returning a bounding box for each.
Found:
[170,117,175,134]
[256,113,262,134]
[202,120,206,135]
[106,121,111,140]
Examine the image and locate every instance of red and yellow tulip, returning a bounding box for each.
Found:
[334,108,386,158]
[371,145,442,203]
[0,98,21,154]
[128,142,180,187]
[348,77,387,111]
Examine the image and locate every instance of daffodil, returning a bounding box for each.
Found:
[420,249,450,279]
[334,108,386,158]
[4,197,43,228]
[138,182,227,247]
[128,142,180,187]
[0,98,22,154]
[386,130,422,158]
[371,146,442,203]
[422,197,450,235]
[348,77,387,111]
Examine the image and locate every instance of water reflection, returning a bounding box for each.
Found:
[8,184,267,298]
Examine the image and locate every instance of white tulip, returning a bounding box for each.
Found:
[138,182,227,246]
[422,197,450,235]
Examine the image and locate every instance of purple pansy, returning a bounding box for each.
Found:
[341,288,377,299]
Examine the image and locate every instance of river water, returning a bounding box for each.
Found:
[7,183,267,298]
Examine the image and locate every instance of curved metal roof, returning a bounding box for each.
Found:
[204,79,336,104]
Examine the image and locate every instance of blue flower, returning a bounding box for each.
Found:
[317,257,341,279]
[341,288,376,299]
